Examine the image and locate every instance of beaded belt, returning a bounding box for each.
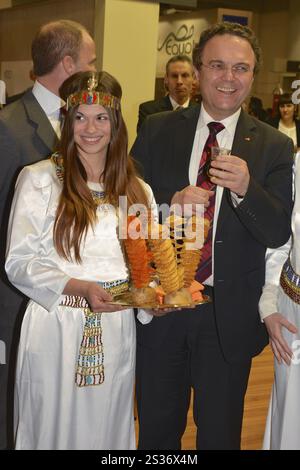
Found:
[280,258,300,304]
[98,278,129,296]
[60,295,90,308]
[59,278,129,387]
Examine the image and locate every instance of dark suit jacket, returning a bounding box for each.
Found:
[137,95,197,133]
[0,89,58,322]
[131,106,293,363]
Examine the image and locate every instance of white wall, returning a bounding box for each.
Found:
[1,60,32,96]
[95,0,160,146]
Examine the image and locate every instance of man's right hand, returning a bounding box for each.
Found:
[171,185,214,216]
[264,312,298,365]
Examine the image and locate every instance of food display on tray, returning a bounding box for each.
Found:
[113,213,211,308]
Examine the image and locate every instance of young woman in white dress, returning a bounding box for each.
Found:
[259,155,300,450]
[5,71,154,450]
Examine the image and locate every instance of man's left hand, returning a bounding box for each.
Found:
[209,154,250,197]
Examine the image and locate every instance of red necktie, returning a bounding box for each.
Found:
[196,121,225,283]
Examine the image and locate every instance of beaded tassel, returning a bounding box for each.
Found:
[75,309,104,387]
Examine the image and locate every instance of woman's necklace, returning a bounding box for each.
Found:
[51,152,108,205]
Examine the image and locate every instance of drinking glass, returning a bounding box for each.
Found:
[206,146,231,176]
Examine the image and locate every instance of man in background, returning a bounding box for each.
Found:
[0,19,96,449]
[137,54,197,132]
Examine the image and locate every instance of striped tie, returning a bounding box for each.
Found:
[195,121,224,283]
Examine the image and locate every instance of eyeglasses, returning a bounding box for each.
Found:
[200,61,253,76]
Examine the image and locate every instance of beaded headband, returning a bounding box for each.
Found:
[66,76,120,110]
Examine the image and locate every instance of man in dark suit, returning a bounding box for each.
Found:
[0,19,96,449]
[131,22,293,450]
[137,54,197,132]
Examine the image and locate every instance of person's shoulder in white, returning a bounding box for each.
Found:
[138,177,154,199]
[17,157,55,188]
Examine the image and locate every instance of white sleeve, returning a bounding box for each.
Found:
[137,308,153,324]
[259,239,291,321]
[230,191,243,207]
[134,180,156,324]
[5,166,71,311]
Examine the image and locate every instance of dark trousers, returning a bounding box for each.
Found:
[0,302,24,450]
[136,290,252,450]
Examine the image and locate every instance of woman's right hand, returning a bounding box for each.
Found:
[63,279,124,313]
[264,312,298,365]
[85,282,124,313]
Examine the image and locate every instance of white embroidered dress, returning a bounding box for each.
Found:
[5,159,151,450]
[259,155,300,450]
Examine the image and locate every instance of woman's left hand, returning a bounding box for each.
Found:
[264,312,298,365]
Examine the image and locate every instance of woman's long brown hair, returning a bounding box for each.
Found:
[54,71,149,262]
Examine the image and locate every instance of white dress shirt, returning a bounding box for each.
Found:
[32,80,65,138]
[189,104,241,285]
[169,95,190,110]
